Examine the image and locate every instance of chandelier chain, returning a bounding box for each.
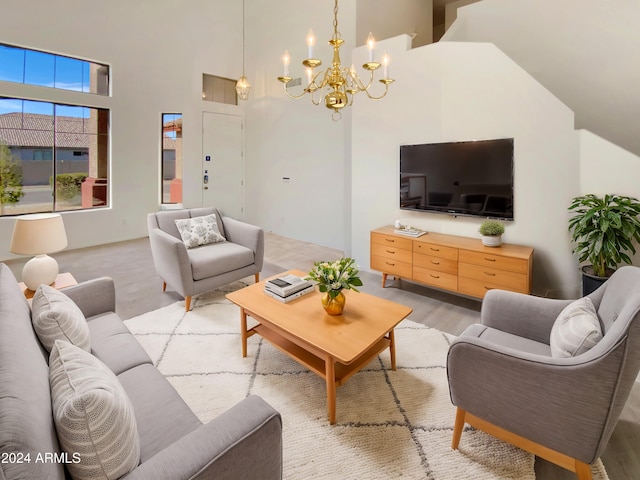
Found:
[332,0,340,40]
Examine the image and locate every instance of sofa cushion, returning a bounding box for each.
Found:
[87,312,153,375]
[188,242,255,281]
[175,213,226,248]
[550,297,603,358]
[117,363,202,462]
[49,340,140,480]
[189,207,226,238]
[32,284,91,353]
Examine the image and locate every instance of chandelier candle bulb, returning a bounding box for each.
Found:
[367,32,375,62]
[282,50,290,76]
[382,52,390,79]
[306,29,315,59]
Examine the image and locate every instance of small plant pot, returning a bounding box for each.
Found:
[481,235,502,247]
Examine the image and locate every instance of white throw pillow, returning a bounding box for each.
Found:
[550,297,603,358]
[174,213,226,248]
[49,340,140,480]
[32,284,90,353]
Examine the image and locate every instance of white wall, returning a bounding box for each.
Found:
[242,0,356,251]
[350,39,584,297]
[0,0,244,260]
[356,0,433,48]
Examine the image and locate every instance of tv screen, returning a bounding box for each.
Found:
[399,138,514,220]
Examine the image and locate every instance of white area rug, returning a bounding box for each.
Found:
[125,282,609,480]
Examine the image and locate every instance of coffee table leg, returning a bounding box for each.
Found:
[325,355,337,424]
[389,329,396,371]
[240,307,248,358]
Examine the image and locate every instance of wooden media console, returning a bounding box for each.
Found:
[371,226,533,298]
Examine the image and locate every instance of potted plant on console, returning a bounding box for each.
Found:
[479,220,505,247]
[568,193,640,294]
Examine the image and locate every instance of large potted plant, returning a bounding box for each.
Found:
[568,193,640,294]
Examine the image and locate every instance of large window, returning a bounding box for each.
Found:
[0,44,109,216]
[161,113,182,204]
[0,43,109,95]
[0,98,109,215]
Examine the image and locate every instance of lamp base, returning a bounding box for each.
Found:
[22,254,59,291]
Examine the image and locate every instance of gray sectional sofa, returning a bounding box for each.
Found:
[0,263,282,480]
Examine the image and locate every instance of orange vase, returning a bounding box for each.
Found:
[322,290,346,315]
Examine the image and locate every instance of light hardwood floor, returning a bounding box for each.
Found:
[5,232,640,479]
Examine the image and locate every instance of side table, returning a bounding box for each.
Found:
[19,272,78,299]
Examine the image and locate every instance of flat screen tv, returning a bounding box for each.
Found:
[399,138,514,220]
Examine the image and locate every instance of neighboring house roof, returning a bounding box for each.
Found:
[0,112,176,150]
[0,112,91,148]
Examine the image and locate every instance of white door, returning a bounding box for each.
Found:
[202,112,244,219]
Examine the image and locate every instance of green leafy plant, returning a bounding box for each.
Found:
[0,143,24,214]
[568,194,640,278]
[50,173,88,202]
[305,257,363,299]
[479,219,505,236]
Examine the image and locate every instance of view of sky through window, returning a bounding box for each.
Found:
[0,44,108,98]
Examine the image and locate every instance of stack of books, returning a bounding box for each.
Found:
[394,227,426,237]
[264,274,314,303]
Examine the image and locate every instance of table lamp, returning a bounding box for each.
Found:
[10,213,68,291]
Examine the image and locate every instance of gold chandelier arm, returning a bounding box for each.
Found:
[346,68,392,100]
[361,82,391,100]
[282,83,309,100]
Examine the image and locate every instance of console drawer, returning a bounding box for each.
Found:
[413,266,457,291]
[459,263,528,291]
[459,249,528,274]
[414,253,457,275]
[414,241,458,261]
[371,256,412,278]
[371,232,413,251]
[458,276,528,298]
[371,242,413,264]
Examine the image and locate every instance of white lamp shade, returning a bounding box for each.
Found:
[10,213,68,255]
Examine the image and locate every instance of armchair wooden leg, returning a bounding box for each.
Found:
[185,296,192,312]
[255,273,260,283]
[162,281,167,292]
[452,407,466,449]
[575,460,592,480]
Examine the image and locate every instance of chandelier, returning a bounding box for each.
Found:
[235,0,251,100]
[277,0,394,120]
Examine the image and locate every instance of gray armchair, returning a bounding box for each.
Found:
[147,207,263,311]
[447,266,640,480]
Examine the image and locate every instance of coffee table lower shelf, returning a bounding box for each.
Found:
[251,323,393,422]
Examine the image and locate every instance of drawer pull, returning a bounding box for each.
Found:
[385,261,395,266]
[484,286,493,290]
[386,249,395,254]
[430,260,440,265]
[484,257,497,262]
[484,272,496,276]
[430,274,440,279]
[385,238,395,243]
[430,247,440,252]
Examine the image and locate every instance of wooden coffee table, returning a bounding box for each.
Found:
[226,270,413,424]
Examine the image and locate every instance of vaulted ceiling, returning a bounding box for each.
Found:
[443,0,640,158]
